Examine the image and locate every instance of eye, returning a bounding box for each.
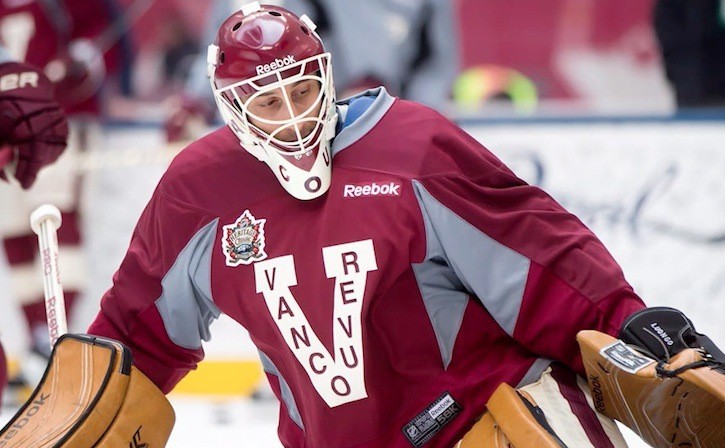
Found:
[292,85,312,100]
[257,97,279,108]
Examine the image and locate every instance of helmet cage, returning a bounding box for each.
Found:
[213,52,335,159]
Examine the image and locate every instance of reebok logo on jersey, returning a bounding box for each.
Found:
[256,55,297,76]
[343,181,402,198]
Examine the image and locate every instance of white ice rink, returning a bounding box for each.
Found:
[2,121,723,447]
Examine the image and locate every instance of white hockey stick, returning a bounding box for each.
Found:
[30,204,67,347]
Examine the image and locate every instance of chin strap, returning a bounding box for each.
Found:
[325,110,339,141]
[239,136,266,162]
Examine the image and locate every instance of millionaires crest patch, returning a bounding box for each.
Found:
[221,210,268,266]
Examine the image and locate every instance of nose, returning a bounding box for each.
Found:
[290,100,311,119]
[270,100,308,122]
[276,121,314,141]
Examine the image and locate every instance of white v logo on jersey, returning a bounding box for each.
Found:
[254,239,378,408]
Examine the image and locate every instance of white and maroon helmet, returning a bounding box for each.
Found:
[208,2,337,200]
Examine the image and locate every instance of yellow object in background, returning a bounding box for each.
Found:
[6,356,266,400]
[4,358,33,406]
[453,65,538,114]
[172,360,265,397]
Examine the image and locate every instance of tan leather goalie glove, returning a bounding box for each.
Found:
[0,334,175,447]
[577,307,725,448]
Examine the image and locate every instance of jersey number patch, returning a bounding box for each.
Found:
[254,239,377,408]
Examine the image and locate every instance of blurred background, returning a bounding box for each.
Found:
[88,0,724,118]
[1,0,724,446]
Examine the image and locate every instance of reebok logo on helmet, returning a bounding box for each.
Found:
[256,55,297,76]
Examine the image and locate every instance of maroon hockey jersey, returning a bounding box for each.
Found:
[88,88,645,447]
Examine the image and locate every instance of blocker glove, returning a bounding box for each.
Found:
[0,60,68,189]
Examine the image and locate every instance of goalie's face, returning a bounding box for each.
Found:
[244,79,323,145]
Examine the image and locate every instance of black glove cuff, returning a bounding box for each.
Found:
[619,307,697,361]
[620,307,725,370]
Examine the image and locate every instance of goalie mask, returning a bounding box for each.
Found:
[208,2,337,200]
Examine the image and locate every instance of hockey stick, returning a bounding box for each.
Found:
[30,204,67,347]
[1,205,176,447]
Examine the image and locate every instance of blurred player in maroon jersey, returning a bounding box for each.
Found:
[0,0,130,396]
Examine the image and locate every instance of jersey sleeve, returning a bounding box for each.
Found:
[413,126,646,373]
[87,183,221,393]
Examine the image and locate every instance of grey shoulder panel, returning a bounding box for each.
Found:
[155,218,221,350]
[411,260,469,369]
[259,350,305,430]
[412,180,531,336]
[331,87,396,157]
